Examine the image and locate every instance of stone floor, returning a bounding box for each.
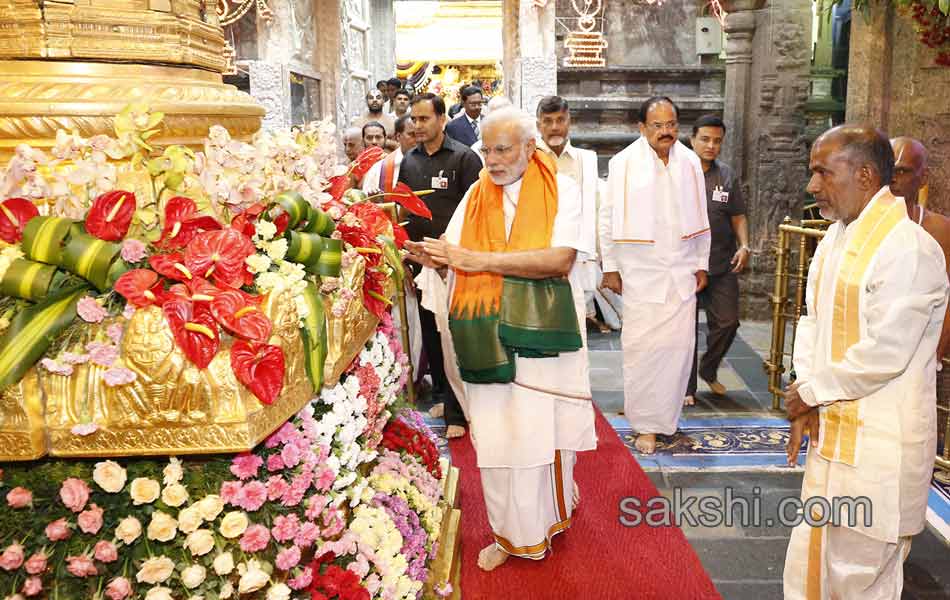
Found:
[421,319,950,599]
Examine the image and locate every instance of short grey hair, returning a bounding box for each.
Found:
[485,96,513,115]
[481,106,537,143]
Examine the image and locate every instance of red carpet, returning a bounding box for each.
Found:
[448,407,721,599]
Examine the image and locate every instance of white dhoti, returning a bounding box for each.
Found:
[620,286,695,435]
[415,266,467,418]
[391,280,423,381]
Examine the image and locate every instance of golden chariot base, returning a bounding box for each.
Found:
[0,59,264,161]
[424,459,463,600]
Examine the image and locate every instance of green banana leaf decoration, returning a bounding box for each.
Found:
[0,285,89,390]
[0,259,60,301]
[299,282,328,390]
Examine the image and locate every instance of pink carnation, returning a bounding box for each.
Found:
[45,518,71,542]
[122,304,135,319]
[238,524,270,552]
[280,443,302,468]
[60,477,90,512]
[288,566,313,590]
[220,480,242,505]
[236,480,267,511]
[266,476,289,501]
[306,495,331,520]
[21,575,42,596]
[293,522,320,548]
[6,486,32,508]
[77,296,108,323]
[270,514,300,543]
[230,453,263,480]
[0,544,24,571]
[120,239,147,263]
[86,342,118,367]
[65,554,97,577]
[105,577,133,600]
[102,367,136,387]
[40,358,73,376]
[93,540,118,563]
[23,552,47,575]
[70,422,99,436]
[78,503,104,534]
[281,482,306,507]
[275,545,302,571]
[314,466,335,492]
[106,322,125,346]
[266,453,285,472]
[321,509,345,538]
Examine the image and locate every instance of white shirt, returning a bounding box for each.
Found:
[537,139,580,183]
[463,113,482,140]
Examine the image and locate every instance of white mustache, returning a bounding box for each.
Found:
[547,136,566,146]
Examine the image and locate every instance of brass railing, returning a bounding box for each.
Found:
[766,215,950,477]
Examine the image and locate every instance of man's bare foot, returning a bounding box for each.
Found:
[634,433,657,454]
[477,544,509,571]
[429,403,444,418]
[683,395,695,406]
[446,425,466,439]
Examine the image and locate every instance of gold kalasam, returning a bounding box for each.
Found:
[0,287,315,461]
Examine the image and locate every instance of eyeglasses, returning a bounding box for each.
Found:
[647,121,679,132]
[478,144,514,157]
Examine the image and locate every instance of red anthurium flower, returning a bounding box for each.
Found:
[157,196,221,249]
[149,252,193,282]
[114,269,163,308]
[230,203,267,238]
[391,182,433,219]
[230,340,284,405]
[184,229,256,289]
[211,290,272,341]
[327,175,350,203]
[351,146,385,181]
[362,268,391,320]
[0,198,39,243]
[391,222,408,248]
[184,277,223,302]
[163,299,220,369]
[85,190,136,241]
[273,212,290,237]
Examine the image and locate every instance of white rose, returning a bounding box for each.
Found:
[197,495,224,521]
[219,511,248,538]
[136,556,175,584]
[115,516,142,545]
[212,551,234,575]
[144,587,174,600]
[185,529,215,557]
[219,581,234,599]
[162,457,183,485]
[177,505,202,534]
[92,460,127,493]
[266,583,292,600]
[129,477,160,505]
[181,564,206,589]
[161,483,188,507]
[238,566,270,594]
[146,511,178,542]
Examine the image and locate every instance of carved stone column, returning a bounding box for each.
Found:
[721,1,760,177]
[504,0,557,112]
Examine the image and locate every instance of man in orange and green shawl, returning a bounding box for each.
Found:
[406,106,597,571]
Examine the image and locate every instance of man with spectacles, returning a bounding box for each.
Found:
[445,85,485,147]
[599,96,711,455]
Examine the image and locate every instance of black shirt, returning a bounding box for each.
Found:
[704,161,747,276]
[397,135,482,241]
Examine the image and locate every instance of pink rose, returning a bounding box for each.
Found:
[238,524,270,553]
[93,540,118,563]
[229,453,263,480]
[78,503,104,534]
[105,576,133,600]
[21,576,42,597]
[271,514,300,543]
[0,544,25,571]
[45,518,72,542]
[236,481,267,511]
[275,545,301,571]
[120,239,147,263]
[23,552,47,575]
[59,477,90,512]
[6,487,32,508]
[65,554,97,578]
[266,476,289,501]
[220,481,242,505]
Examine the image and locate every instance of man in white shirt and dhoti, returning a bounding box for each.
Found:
[406,107,596,572]
[599,96,710,454]
[783,124,948,599]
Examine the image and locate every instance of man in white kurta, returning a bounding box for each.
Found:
[407,107,596,571]
[599,97,710,454]
[783,125,948,599]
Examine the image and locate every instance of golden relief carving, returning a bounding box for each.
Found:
[0,60,264,161]
[1,287,315,461]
